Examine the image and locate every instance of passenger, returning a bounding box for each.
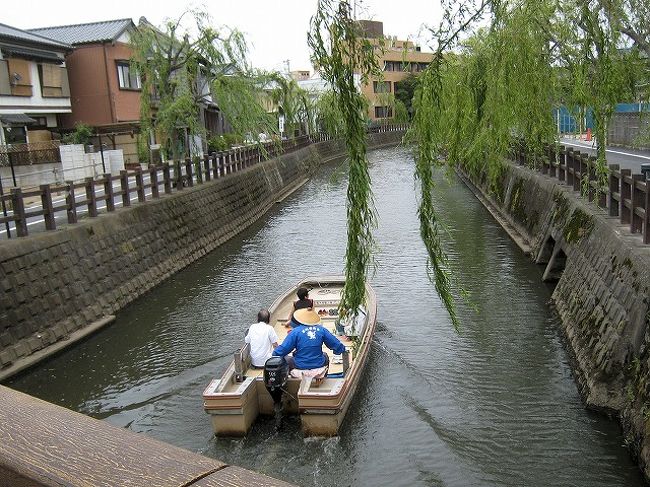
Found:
[285,286,314,329]
[245,309,279,369]
[273,308,346,381]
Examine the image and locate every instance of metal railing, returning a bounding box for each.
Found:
[514,144,650,244]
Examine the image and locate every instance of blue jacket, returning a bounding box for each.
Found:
[273,324,346,369]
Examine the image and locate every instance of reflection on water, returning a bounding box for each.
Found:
[8,146,644,486]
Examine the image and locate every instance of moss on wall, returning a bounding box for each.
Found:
[563,209,594,244]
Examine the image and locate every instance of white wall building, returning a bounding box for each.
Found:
[0,23,72,146]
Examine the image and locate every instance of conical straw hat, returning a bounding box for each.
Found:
[293,308,321,326]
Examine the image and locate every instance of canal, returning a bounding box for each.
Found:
[8,146,645,486]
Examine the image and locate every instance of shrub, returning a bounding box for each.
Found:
[207,135,228,152]
[62,123,93,145]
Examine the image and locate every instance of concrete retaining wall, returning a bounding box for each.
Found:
[460,161,650,480]
[0,132,401,380]
[609,112,650,149]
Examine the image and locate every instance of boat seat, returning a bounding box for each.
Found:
[234,343,252,382]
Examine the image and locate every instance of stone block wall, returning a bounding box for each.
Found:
[462,162,650,480]
[0,131,403,380]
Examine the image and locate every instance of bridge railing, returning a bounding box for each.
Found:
[513,144,650,244]
[0,385,294,487]
[0,127,406,239]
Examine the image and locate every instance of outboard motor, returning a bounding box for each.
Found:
[264,356,288,405]
[264,356,289,430]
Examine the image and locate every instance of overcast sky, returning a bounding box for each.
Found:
[4,0,442,73]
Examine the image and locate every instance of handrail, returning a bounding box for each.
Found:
[0,127,408,239]
[0,385,294,487]
[513,142,650,244]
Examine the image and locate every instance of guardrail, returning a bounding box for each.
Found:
[0,135,314,239]
[0,126,407,239]
[514,144,650,244]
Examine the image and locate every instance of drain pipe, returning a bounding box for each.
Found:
[0,173,10,237]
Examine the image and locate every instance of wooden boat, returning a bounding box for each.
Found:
[202,276,377,436]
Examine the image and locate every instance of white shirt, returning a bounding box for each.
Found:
[245,321,279,367]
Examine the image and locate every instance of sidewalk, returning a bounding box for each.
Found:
[559,136,650,173]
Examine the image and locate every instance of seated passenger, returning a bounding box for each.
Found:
[335,306,367,337]
[245,309,279,369]
[273,308,346,380]
[285,286,314,329]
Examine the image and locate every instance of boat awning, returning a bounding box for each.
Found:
[0,113,37,125]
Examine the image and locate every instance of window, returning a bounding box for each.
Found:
[117,62,141,90]
[39,63,69,97]
[3,126,27,144]
[384,60,414,72]
[6,58,32,96]
[373,81,391,93]
[374,106,392,118]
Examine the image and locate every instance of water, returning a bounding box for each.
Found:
[8,146,644,486]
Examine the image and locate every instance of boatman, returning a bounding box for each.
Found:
[273,308,346,381]
[245,309,279,369]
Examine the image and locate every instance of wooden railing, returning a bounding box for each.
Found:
[0,385,294,487]
[514,144,650,244]
[0,128,406,239]
[0,135,309,238]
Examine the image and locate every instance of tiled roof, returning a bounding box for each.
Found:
[29,19,134,46]
[0,23,70,50]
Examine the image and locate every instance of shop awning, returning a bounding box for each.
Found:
[0,113,37,125]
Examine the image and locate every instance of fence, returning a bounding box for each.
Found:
[0,126,410,239]
[0,140,61,167]
[0,135,316,239]
[513,144,650,244]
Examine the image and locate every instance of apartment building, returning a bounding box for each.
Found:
[0,23,71,146]
[357,20,434,121]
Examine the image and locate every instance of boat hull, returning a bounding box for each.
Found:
[203,276,377,436]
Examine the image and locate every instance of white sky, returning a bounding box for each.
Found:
[3,0,442,73]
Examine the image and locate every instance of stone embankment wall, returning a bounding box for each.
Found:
[460,162,650,480]
[0,131,402,380]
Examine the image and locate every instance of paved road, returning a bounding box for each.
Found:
[0,173,159,239]
[559,137,650,173]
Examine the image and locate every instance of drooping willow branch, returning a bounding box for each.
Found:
[308,0,381,314]
[406,0,494,331]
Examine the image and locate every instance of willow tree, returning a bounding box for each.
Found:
[438,0,558,187]
[558,0,627,173]
[131,11,276,164]
[267,75,312,137]
[404,0,492,330]
[308,0,477,327]
[313,90,345,136]
[309,0,381,315]
[310,0,649,329]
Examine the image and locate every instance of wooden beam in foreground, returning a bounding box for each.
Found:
[0,386,294,487]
